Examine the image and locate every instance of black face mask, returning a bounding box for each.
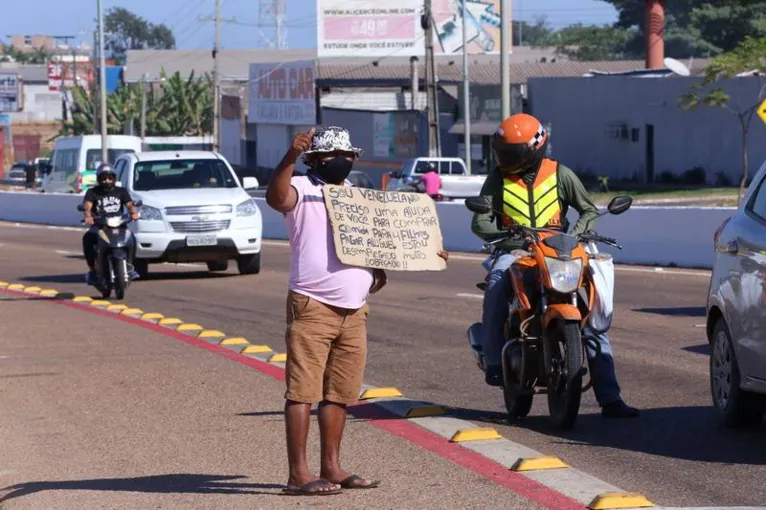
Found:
[100,180,115,192]
[315,156,353,184]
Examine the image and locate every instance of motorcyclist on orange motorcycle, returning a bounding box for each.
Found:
[470,113,639,419]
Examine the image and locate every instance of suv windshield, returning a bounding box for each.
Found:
[133,158,238,191]
[85,149,136,170]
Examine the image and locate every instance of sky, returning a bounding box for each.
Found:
[1,0,618,52]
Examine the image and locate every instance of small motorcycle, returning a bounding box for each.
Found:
[464,195,632,429]
[77,200,142,300]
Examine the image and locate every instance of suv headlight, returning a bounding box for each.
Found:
[236,199,259,217]
[139,205,162,221]
[544,257,582,294]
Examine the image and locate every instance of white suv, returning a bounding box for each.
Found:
[111,150,263,278]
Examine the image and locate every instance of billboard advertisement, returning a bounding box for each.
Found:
[47,61,95,92]
[248,60,316,125]
[316,0,502,58]
[0,73,22,112]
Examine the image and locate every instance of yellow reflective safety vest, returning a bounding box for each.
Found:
[501,158,563,230]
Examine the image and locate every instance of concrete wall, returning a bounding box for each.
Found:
[527,76,766,184]
[220,116,242,166]
[11,84,61,123]
[0,190,733,269]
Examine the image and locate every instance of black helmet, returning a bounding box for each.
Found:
[97,163,117,188]
[97,163,116,182]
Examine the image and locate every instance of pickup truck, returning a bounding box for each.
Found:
[385,157,487,199]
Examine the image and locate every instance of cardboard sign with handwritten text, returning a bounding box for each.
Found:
[322,185,447,271]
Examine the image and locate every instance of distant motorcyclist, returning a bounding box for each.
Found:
[470,113,639,419]
[81,163,140,285]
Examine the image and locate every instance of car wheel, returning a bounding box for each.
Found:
[237,253,261,275]
[207,260,229,272]
[710,319,766,427]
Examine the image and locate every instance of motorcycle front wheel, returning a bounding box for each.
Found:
[545,320,583,429]
[113,258,127,300]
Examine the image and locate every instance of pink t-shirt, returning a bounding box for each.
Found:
[285,175,374,309]
[421,171,441,195]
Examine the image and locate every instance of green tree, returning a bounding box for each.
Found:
[551,23,637,60]
[513,18,556,47]
[679,37,766,204]
[59,69,213,138]
[103,7,176,65]
[599,0,766,58]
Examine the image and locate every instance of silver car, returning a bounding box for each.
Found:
[707,159,766,426]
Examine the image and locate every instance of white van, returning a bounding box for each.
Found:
[42,135,142,194]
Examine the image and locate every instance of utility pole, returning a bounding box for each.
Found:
[500,0,511,118]
[423,0,441,157]
[199,3,236,152]
[461,0,471,174]
[140,73,148,139]
[97,0,108,164]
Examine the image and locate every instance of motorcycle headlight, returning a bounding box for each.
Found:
[139,205,162,221]
[236,199,258,217]
[544,257,583,294]
[106,217,122,228]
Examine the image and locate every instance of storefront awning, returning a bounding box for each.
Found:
[448,121,499,136]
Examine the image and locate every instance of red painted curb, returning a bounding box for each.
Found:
[3,289,584,510]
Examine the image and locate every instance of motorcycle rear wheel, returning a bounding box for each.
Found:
[545,321,583,430]
[502,342,533,420]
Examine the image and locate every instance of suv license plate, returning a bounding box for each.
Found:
[186,234,217,247]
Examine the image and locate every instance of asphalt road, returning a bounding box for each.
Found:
[0,221,763,508]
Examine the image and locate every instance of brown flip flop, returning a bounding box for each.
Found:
[338,475,380,489]
[282,479,343,496]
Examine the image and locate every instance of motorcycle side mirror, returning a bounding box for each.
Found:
[76,204,85,212]
[465,196,492,214]
[607,195,632,215]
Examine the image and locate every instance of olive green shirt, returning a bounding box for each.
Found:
[470,162,599,251]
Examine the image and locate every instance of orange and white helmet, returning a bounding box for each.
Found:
[492,113,549,173]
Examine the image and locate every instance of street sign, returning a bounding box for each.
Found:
[758,98,766,125]
[0,73,21,112]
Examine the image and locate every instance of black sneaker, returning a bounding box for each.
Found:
[485,365,503,387]
[85,271,98,286]
[602,400,640,418]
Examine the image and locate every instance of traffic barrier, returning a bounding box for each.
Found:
[0,190,733,269]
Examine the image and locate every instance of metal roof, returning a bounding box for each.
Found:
[125,48,710,89]
[0,64,48,83]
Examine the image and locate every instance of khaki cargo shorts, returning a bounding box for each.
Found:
[284,290,370,405]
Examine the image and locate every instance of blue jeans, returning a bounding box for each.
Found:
[481,253,622,406]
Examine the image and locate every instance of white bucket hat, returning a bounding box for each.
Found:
[302,126,364,163]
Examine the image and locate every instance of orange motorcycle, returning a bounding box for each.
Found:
[465,195,632,429]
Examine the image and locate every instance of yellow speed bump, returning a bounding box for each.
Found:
[39,289,59,297]
[405,404,446,418]
[199,330,226,339]
[241,345,273,354]
[219,337,248,346]
[23,286,42,294]
[73,296,93,303]
[90,300,111,307]
[159,318,183,326]
[511,455,570,472]
[7,284,24,291]
[359,387,403,400]
[268,353,287,363]
[588,493,654,509]
[107,304,129,312]
[121,308,144,316]
[177,324,203,333]
[141,313,164,321]
[0,281,8,288]
[449,428,502,443]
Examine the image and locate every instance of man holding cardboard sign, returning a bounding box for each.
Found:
[266,126,449,496]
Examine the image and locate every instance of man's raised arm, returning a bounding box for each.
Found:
[266,127,315,213]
